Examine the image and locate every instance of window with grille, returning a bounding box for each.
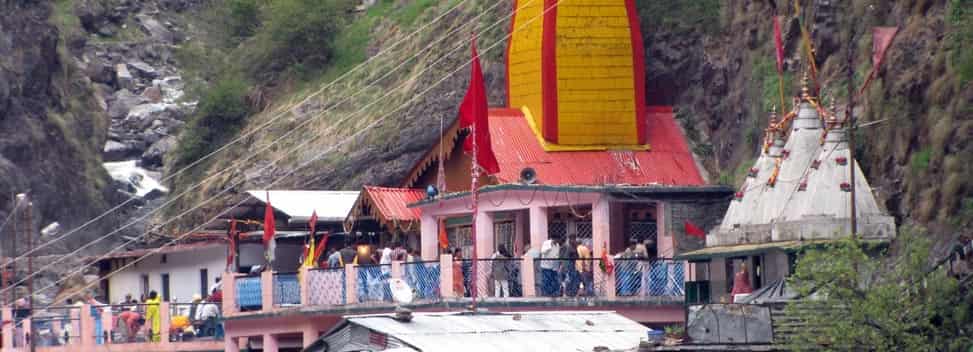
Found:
[629,221,657,243]
[549,222,567,240]
[447,226,473,259]
[494,221,515,254]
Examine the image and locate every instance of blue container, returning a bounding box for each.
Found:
[647,330,665,343]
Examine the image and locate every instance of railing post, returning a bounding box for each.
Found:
[24,318,31,349]
[160,301,171,345]
[1,307,11,349]
[299,266,310,306]
[102,308,113,344]
[440,254,454,298]
[521,257,535,297]
[223,272,237,315]
[261,271,274,311]
[344,264,357,304]
[80,304,94,347]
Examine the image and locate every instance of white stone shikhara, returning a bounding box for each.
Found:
[710,100,896,247]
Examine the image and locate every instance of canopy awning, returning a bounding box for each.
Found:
[676,240,825,261]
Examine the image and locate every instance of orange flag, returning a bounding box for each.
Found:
[438,218,449,250]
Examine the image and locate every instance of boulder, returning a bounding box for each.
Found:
[85,57,114,84]
[115,63,135,90]
[127,61,158,79]
[103,140,142,161]
[140,136,177,168]
[135,15,173,42]
[141,85,163,103]
[125,103,169,129]
[107,89,147,120]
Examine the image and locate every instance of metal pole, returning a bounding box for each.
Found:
[27,200,34,352]
[847,27,858,237]
[470,123,480,311]
[10,193,16,305]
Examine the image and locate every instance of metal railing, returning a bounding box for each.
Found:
[402,261,441,301]
[29,306,81,347]
[273,272,301,306]
[167,302,223,342]
[308,267,346,306]
[614,258,685,297]
[108,304,149,344]
[356,264,392,304]
[468,258,522,298]
[235,274,263,311]
[534,258,606,297]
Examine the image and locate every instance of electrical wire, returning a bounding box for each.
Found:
[37,0,562,306]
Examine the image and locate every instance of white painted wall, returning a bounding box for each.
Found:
[107,245,227,304]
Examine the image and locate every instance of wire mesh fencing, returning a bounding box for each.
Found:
[470,258,522,298]
[402,261,441,301]
[308,268,346,306]
[614,259,685,297]
[273,272,301,306]
[534,258,607,298]
[356,264,393,304]
[236,274,262,311]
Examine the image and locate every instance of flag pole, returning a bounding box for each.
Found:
[470,121,480,311]
[847,26,858,237]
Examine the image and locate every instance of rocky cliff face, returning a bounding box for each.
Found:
[638,0,972,228]
[0,0,124,254]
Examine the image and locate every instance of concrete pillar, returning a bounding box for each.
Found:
[225,336,241,352]
[657,202,673,258]
[528,206,548,251]
[1,307,10,349]
[80,304,94,347]
[420,214,438,261]
[261,271,274,310]
[475,211,494,260]
[439,254,454,298]
[263,333,279,352]
[521,256,535,297]
[514,210,526,255]
[159,301,171,345]
[223,272,237,316]
[592,196,615,298]
[302,325,318,348]
[299,266,310,306]
[344,264,357,304]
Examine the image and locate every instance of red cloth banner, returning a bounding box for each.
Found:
[263,192,276,247]
[226,219,237,270]
[684,221,706,239]
[774,16,785,74]
[313,231,330,266]
[438,218,449,250]
[458,37,500,175]
[860,26,899,95]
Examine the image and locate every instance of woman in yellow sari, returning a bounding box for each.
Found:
[144,291,161,342]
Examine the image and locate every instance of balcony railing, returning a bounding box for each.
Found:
[221,255,688,317]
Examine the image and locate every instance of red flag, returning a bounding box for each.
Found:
[860,27,899,95]
[684,221,706,239]
[308,210,318,236]
[438,218,449,250]
[599,244,614,275]
[263,192,276,247]
[312,231,330,266]
[458,36,500,175]
[774,16,784,74]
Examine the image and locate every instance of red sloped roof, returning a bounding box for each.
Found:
[487,107,705,186]
[363,186,425,222]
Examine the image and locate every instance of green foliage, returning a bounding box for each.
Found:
[947,0,973,86]
[175,78,251,167]
[911,147,932,174]
[247,0,353,80]
[786,230,973,351]
[227,0,261,39]
[636,0,722,35]
[675,108,714,157]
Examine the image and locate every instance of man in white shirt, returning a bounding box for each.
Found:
[539,238,561,296]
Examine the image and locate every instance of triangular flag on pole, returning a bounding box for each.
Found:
[774,16,785,74]
[438,218,449,250]
[859,26,899,96]
[312,231,330,267]
[304,210,318,268]
[684,221,707,239]
[226,219,238,272]
[458,36,500,175]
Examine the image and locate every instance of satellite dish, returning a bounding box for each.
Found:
[519,167,537,184]
[389,278,414,304]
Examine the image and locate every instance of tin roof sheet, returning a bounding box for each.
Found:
[363,187,425,222]
[344,311,648,352]
[244,190,359,222]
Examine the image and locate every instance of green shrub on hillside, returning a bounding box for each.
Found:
[175,78,252,167]
[248,0,354,80]
[227,0,261,39]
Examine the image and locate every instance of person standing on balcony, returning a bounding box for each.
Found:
[452,248,466,297]
[562,239,580,296]
[491,245,511,297]
[540,238,561,296]
[576,241,594,296]
[145,291,161,342]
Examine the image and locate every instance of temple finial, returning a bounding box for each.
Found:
[800,70,810,101]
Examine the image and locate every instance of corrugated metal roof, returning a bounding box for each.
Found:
[363,187,425,222]
[488,107,705,186]
[245,190,359,222]
[95,240,226,261]
[343,311,648,352]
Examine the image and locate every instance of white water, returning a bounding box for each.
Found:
[102,160,168,197]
